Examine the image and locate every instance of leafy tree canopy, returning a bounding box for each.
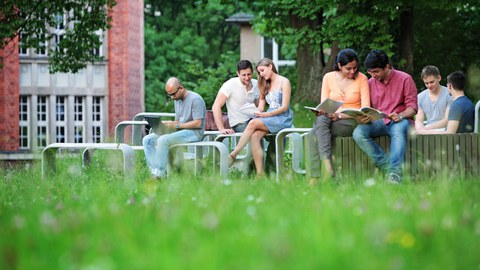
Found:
[249,0,480,102]
[0,0,116,73]
[144,0,252,112]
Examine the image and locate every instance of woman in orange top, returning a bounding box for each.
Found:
[308,48,370,184]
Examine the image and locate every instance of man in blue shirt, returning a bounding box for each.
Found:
[417,71,474,134]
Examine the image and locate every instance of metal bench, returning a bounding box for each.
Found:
[274,128,312,181]
[131,112,176,145]
[42,143,136,178]
[168,141,229,179]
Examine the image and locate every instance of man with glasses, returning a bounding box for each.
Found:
[352,50,418,183]
[143,77,206,179]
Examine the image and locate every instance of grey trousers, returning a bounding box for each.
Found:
[308,115,357,177]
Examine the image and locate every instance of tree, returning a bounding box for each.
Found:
[250,0,399,103]
[0,0,116,73]
[250,1,480,103]
[143,0,252,112]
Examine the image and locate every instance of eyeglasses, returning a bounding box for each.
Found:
[168,86,181,97]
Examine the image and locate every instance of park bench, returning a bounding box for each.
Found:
[42,143,136,178]
[326,133,480,180]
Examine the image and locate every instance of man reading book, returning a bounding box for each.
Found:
[352,50,418,184]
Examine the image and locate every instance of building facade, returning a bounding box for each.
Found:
[0,0,144,163]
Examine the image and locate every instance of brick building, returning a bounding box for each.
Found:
[0,0,144,163]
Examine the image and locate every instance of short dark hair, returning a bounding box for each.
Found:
[364,49,389,69]
[237,60,253,72]
[334,48,360,76]
[447,71,466,90]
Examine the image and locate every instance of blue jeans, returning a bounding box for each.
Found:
[143,130,202,177]
[352,119,411,176]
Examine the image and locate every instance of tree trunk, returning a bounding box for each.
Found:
[292,43,339,104]
[399,6,414,75]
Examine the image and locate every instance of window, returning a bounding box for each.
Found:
[19,33,29,56]
[34,32,48,56]
[55,96,67,143]
[37,96,48,147]
[92,97,103,143]
[91,30,103,57]
[74,96,85,143]
[261,37,296,69]
[53,14,66,53]
[19,96,30,149]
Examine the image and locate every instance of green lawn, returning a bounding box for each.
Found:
[1,155,479,270]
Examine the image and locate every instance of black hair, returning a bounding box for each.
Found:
[237,60,253,72]
[447,71,466,90]
[334,48,360,76]
[364,49,389,69]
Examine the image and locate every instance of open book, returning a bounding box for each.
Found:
[304,98,344,114]
[340,107,387,121]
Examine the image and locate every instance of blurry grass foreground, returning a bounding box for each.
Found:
[1,159,480,270]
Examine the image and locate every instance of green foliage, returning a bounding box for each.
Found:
[0,0,115,73]
[1,161,480,269]
[412,3,480,101]
[144,0,252,112]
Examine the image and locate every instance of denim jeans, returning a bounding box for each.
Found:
[143,130,202,177]
[352,119,411,176]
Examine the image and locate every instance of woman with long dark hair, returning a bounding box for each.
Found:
[308,48,370,184]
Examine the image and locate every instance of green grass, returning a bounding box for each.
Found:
[1,154,480,270]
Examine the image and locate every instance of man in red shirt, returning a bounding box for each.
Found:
[352,50,418,183]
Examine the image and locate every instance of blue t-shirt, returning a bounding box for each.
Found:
[448,96,474,133]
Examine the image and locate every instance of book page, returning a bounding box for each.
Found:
[319,98,344,114]
[304,98,344,114]
[361,107,387,121]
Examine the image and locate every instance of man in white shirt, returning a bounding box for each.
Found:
[212,60,259,134]
[212,60,275,173]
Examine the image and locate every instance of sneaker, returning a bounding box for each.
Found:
[387,172,402,184]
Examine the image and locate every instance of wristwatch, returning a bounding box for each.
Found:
[176,123,180,129]
[398,114,403,121]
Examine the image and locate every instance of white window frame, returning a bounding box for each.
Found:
[55,96,67,143]
[261,37,296,68]
[74,96,85,143]
[19,95,30,149]
[18,33,29,56]
[91,96,103,143]
[37,96,49,147]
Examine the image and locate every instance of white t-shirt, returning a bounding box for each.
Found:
[219,77,259,127]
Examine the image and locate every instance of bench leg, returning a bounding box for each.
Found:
[42,148,57,178]
[82,146,136,178]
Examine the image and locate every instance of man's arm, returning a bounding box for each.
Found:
[415,109,426,130]
[212,92,234,134]
[417,119,459,134]
[390,107,417,123]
